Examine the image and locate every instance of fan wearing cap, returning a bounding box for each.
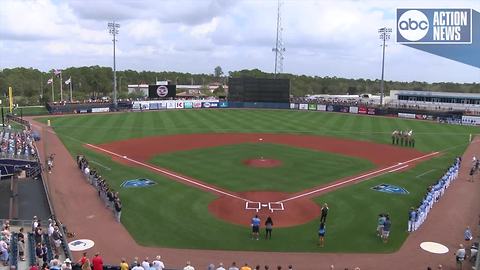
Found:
[61,258,72,270]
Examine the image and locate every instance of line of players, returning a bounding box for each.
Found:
[407,157,461,232]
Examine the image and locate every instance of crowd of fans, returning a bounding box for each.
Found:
[407,158,460,233]
[289,97,374,107]
[77,155,122,222]
[0,216,71,269]
[0,127,37,159]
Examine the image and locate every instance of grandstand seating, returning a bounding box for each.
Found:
[8,233,18,269]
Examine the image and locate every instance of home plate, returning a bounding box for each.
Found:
[262,204,268,207]
[259,138,263,141]
[123,156,127,158]
[420,242,449,254]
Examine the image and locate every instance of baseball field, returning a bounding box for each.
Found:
[37,109,480,253]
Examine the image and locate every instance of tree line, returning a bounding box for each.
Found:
[0,66,478,105]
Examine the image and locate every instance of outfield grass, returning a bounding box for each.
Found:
[12,106,49,116]
[150,143,375,192]
[36,109,480,252]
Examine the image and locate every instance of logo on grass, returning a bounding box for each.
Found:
[371,183,409,194]
[121,178,157,188]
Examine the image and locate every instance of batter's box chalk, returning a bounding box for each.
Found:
[268,202,285,212]
[245,201,261,212]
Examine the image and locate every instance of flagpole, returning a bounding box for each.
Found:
[51,77,54,102]
[60,72,63,101]
[69,78,73,102]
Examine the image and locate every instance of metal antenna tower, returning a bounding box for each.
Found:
[272,0,285,78]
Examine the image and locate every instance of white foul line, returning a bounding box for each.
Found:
[86,143,249,202]
[388,165,409,173]
[416,169,436,178]
[278,151,439,203]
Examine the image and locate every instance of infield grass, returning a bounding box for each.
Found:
[36,109,480,252]
[150,143,375,192]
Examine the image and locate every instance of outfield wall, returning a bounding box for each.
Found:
[46,99,478,125]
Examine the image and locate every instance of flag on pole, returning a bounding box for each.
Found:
[47,78,53,84]
[65,77,71,85]
[54,69,62,77]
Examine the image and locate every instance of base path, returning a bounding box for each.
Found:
[30,120,479,270]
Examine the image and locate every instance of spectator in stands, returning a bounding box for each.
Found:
[228,262,239,270]
[119,258,129,270]
[208,263,216,270]
[32,216,39,232]
[131,262,144,270]
[30,262,40,270]
[131,257,139,269]
[35,242,44,266]
[61,258,72,270]
[50,254,61,268]
[18,227,26,261]
[183,261,195,270]
[240,263,252,270]
[52,226,63,255]
[216,262,226,270]
[92,252,103,270]
[34,224,43,244]
[455,244,466,269]
[152,255,165,270]
[0,236,8,266]
[142,257,150,270]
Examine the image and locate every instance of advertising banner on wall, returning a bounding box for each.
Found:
[149,103,160,110]
[317,104,326,111]
[299,104,308,110]
[349,106,359,114]
[176,101,184,109]
[192,101,202,108]
[184,102,193,109]
[91,107,110,113]
[358,106,367,114]
[326,105,334,112]
[367,108,376,115]
[462,115,480,125]
[398,113,416,119]
[308,104,316,110]
[219,101,229,108]
[290,103,296,109]
[166,101,176,109]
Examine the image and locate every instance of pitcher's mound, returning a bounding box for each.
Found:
[243,158,282,168]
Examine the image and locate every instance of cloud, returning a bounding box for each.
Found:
[0,0,479,83]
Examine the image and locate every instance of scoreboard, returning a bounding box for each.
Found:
[228,78,290,103]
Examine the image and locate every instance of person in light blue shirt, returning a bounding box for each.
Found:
[251,215,261,240]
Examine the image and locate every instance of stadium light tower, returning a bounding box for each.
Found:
[272,0,285,79]
[108,21,120,108]
[378,27,391,106]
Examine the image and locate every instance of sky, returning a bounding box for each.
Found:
[0,0,479,83]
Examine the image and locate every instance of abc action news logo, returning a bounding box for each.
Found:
[396,9,472,44]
